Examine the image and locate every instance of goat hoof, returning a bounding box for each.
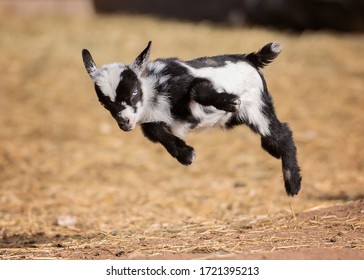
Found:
[284,168,302,196]
[220,96,241,112]
[177,146,195,166]
[232,98,241,111]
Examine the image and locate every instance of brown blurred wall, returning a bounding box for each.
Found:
[0,0,94,15]
[93,0,244,24]
[1,0,363,31]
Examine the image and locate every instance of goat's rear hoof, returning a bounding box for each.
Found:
[284,169,302,196]
[176,146,196,165]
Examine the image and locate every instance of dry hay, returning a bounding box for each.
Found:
[0,13,363,259]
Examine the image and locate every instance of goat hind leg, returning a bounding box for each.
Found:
[260,119,302,196]
[237,98,302,196]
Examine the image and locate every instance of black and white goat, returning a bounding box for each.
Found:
[82,42,301,196]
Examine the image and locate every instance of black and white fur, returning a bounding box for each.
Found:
[82,42,301,196]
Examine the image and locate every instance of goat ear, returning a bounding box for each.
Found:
[82,49,98,78]
[130,41,152,73]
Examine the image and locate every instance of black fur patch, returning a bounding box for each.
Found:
[154,59,199,125]
[115,68,143,108]
[94,84,125,119]
[185,54,247,69]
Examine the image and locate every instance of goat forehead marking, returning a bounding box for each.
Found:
[94,63,126,102]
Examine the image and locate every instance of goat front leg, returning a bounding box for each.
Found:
[188,78,241,112]
[141,122,196,165]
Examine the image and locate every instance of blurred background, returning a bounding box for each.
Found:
[1,0,364,31]
[0,0,363,258]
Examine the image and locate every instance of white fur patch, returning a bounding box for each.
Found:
[284,169,291,182]
[148,61,166,74]
[271,42,282,54]
[158,74,171,86]
[138,75,173,125]
[190,101,232,130]
[180,61,271,136]
[141,95,173,125]
[170,121,191,139]
[118,105,137,128]
[93,63,126,102]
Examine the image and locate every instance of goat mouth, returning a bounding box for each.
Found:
[118,123,133,132]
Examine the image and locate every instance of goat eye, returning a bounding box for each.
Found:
[132,89,138,96]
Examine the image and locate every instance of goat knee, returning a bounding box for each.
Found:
[261,123,292,158]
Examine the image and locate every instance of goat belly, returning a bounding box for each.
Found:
[169,104,233,138]
[189,101,233,130]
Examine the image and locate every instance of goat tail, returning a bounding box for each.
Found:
[245,42,282,68]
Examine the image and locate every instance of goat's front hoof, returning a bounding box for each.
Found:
[176,146,196,165]
[231,97,241,111]
[220,95,241,112]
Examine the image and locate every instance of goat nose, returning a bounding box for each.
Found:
[118,116,130,125]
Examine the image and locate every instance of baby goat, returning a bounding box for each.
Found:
[82,42,301,196]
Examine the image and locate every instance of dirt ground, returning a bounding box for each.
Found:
[0,14,363,260]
